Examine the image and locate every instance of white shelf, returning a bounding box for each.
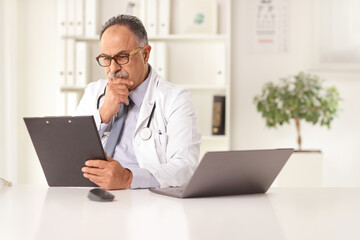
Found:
[61,34,228,42]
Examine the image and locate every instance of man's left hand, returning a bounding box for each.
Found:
[82,154,133,190]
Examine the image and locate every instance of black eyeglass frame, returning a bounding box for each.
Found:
[95,47,142,67]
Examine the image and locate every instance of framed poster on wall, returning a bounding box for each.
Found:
[249,0,289,53]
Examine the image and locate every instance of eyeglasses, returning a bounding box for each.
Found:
[96,47,142,67]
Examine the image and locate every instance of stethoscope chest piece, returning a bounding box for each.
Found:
[139,127,152,141]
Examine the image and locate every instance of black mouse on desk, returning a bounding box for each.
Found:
[88,188,115,202]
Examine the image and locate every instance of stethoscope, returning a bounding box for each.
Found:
[97,85,156,141]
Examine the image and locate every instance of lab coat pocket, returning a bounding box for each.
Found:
[158,133,168,147]
[137,136,161,168]
[155,133,168,164]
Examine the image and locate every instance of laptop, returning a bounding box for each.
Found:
[24,116,107,187]
[149,148,293,198]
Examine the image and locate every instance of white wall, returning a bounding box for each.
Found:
[0,0,20,182]
[17,0,58,184]
[231,0,360,187]
[9,0,360,187]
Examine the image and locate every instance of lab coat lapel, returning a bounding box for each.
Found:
[134,70,158,135]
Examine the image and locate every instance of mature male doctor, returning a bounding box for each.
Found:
[76,15,201,190]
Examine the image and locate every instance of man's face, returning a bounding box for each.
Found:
[100,25,150,90]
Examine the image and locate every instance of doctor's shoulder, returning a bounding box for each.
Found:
[156,78,195,112]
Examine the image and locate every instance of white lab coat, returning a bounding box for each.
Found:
[75,69,201,187]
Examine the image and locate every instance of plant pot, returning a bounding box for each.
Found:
[272,150,323,187]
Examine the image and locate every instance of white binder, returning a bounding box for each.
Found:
[139,0,147,27]
[66,0,75,36]
[148,42,167,79]
[146,0,158,36]
[158,0,170,35]
[58,92,66,115]
[56,40,67,86]
[214,42,225,85]
[85,0,100,36]
[57,0,67,36]
[75,42,89,87]
[74,0,84,36]
[155,42,167,79]
[148,41,156,70]
[66,39,75,86]
[66,92,80,115]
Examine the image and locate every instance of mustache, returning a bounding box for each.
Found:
[108,71,129,79]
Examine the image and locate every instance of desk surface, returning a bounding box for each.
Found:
[1,186,360,240]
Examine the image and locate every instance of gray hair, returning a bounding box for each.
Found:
[99,14,148,46]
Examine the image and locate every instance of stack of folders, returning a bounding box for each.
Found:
[143,0,170,80]
[57,0,99,115]
[141,0,171,36]
[57,0,100,37]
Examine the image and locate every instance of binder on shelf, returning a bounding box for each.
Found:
[66,0,76,36]
[146,0,158,36]
[74,0,84,36]
[155,42,168,79]
[158,0,170,35]
[75,41,89,87]
[139,0,147,27]
[57,0,67,36]
[56,40,67,86]
[66,92,80,115]
[85,0,100,37]
[58,92,66,115]
[214,42,226,85]
[212,96,225,135]
[148,41,156,69]
[66,39,75,86]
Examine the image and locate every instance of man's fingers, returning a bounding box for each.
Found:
[106,85,130,105]
[85,174,104,184]
[85,160,108,168]
[82,166,103,175]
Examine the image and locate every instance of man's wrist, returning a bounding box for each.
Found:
[99,107,111,124]
[125,168,133,189]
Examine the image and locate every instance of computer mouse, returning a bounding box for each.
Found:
[88,188,115,202]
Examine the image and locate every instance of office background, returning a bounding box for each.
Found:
[0,0,359,187]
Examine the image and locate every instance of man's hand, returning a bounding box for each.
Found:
[100,78,134,124]
[82,153,133,190]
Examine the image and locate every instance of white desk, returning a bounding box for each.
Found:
[1,186,360,240]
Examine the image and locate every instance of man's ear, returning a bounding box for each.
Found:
[142,45,151,63]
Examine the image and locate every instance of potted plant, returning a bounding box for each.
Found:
[253,72,341,151]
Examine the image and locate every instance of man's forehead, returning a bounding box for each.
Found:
[100,25,137,54]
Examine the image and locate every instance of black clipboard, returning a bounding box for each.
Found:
[24,116,107,187]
